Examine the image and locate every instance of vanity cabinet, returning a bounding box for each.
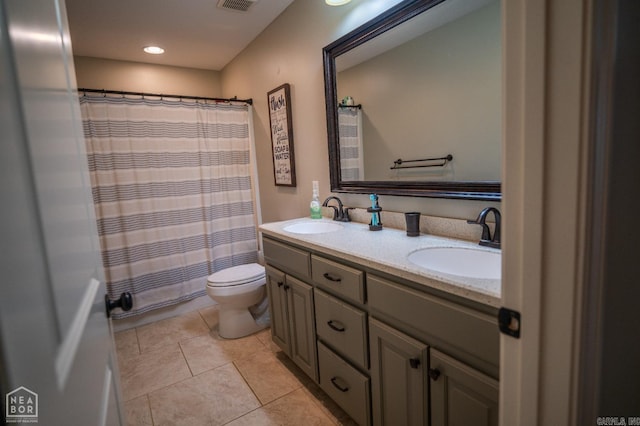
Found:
[262,234,500,426]
[430,348,499,426]
[369,318,428,426]
[264,243,318,382]
[368,275,499,426]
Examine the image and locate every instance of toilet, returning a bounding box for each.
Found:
[205,263,269,339]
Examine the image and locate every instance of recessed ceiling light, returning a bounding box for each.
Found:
[143,46,165,55]
[325,0,351,5]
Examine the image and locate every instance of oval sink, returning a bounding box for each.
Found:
[283,221,344,234]
[407,247,501,279]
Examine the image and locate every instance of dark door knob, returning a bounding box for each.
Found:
[105,292,133,318]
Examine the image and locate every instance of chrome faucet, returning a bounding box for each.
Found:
[322,196,351,222]
[467,207,501,249]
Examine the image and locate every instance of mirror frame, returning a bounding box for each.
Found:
[323,0,501,201]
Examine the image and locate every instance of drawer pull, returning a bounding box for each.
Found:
[409,358,421,369]
[330,376,350,392]
[327,320,346,332]
[428,368,441,381]
[323,272,342,282]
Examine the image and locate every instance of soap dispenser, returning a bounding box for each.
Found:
[310,181,322,219]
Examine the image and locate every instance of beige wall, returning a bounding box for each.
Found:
[222,0,498,223]
[73,1,500,223]
[74,56,222,98]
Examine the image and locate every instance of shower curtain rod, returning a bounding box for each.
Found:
[78,88,253,105]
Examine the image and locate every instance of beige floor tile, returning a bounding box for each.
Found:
[234,348,302,405]
[254,328,270,344]
[148,363,260,426]
[255,328,280,352]
[199,305,219,329]
[119,343,192,401]
[115,329,140,363]
[225,388,336,426]
[300,386,358,426]
[124,395,153,426]
[136,311,210,353]
[180,331,266,376]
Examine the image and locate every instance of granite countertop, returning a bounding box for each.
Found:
[259,217,501,308]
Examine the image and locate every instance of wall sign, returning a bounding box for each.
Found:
[267,83,296,186]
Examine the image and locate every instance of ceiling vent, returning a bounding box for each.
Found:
[217,0,258,12]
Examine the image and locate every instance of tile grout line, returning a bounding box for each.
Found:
[177,340,196,377]
[145,393,156,426]
[133,327,141,356]
[230,360,265,406]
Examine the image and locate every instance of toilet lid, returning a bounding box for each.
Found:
[207,263,265,287]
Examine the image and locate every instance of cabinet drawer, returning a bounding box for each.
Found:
[318,342,370,426]
[368,275,499,371]
[311,255,364,304]
[263,238,310,279]
[315,289,368,370]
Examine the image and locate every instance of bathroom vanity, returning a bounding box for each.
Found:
[260,218,500,426]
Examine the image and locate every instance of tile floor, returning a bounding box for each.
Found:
[115,306,358,426]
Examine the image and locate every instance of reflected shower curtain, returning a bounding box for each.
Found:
[338,106,364,181]
[80,94,258,318]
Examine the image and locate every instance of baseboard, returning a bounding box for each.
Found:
[111,295,217,332]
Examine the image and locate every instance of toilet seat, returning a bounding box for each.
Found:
[207,263,265,287]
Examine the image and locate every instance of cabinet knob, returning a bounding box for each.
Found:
[429,368,441,381]
[277,281,284,287]
[283,284,290,291]
[409,358,421,369]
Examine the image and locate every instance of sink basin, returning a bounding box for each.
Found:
[283,221,344,234]
[407,247,501,279]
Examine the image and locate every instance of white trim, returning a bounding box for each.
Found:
[98,366,112,426]
[55,277,100,390]
[501,0,592,423]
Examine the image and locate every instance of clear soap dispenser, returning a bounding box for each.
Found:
[310,181,322,219]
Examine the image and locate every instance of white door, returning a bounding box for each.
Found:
[1,0,124,424]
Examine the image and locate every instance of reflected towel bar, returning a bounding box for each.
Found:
[390,154,453,169]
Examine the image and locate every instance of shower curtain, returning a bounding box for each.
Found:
[338,106,364,181]
[80,94,258,318]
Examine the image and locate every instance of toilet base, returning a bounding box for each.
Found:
[217,306,268,339]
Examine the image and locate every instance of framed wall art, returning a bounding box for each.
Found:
[267,83,296,186]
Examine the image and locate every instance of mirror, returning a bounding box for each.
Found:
[323,0,501,200]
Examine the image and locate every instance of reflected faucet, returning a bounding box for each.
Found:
[322,196,351,222]
[467,207,501,249]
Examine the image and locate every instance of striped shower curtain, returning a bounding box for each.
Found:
[80,94,258,318]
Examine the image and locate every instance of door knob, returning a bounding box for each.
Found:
[105,292,133,318]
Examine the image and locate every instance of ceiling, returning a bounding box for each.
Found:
[65,0,295,71]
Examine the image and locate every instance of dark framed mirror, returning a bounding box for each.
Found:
[323,0,501,201]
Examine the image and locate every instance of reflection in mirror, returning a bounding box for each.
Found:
[324,0,502,200]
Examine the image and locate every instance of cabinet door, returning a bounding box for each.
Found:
[430,349,499,426]
[266,265,290,356]
[286,275,319,382]
[370,318,428,426]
